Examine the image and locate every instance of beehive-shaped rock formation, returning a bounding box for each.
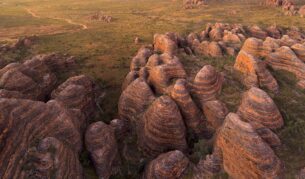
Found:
[0,99,85,179]
[146,54,187,94]
[237,87,284,129]
[216,113,284,178]
[51,75,97,118]
[154,34,178,55]
[138,96,188,157]
[266,46,305,88]
[203,100,229,133]
[241,37,265,58]
[130,46,153,71]
[85,121,119,179]
[143,150,190,179]
[291,43,305,62]
[192,65,224,106]
[170,79,206,135]
[234,50,279,93]
[118,78,156,121]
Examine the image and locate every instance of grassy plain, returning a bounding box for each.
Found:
[1,0,305,178]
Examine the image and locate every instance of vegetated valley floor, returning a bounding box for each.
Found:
[1,0,305,178]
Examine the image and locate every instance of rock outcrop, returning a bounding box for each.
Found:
[234,50,279,93]
[215,113,284,178]
[266,46,305,88]
[203,100,229,133]
[0,99,85,179]
[170,79,206,135]
[138,96,188,157]
[85,121,119,179]
[192,65,224,106]
[118,78,156,121]
[237,87,284,129]
[143,150,190,179]
[154,34,178,55]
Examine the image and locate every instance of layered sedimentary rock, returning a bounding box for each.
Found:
[118,78,156,121]
[170,79,206,135]
[130,46,153,71]
[203,100,228,133]
[0,62,57,101]
[146,54,187,94]
[192,65,223,106]
[241,37,265,58]
[0,99,85,179]
[250,121,281,147]
[143,150,190,179]
[51,75,97,118]
[291,43,305,62]
[193,153,222,178]
[247,25,268,40]
[110,118,130,141]
[85,121,119,179]
[154,34,178,55]
[216,113,283,178]
[234,50,279,93]
[207,41,223,57]
[0,53,75,101]
[266,25,282,39]
[266,46,305,86]
[237,87,284,129]
[138,96,188,157]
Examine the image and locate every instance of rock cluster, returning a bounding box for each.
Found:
[237,33,305,89]
[0,36,36,53]
[89,11,113,23]
[183,0,207,9]
[0,54,98,178]
[0,53,75,100]
[264,0,304,17]
[119,39,227,159]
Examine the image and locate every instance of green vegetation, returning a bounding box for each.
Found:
[1,0,305,178]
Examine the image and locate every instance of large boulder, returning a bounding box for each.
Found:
[215,113,284,178]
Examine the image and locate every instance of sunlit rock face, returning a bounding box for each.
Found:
[266,46,305,89]
[215,113,284,178]
[154,34,178,55]
[234,50,279,93]
[142,150,190,179]
[237,87,283,130]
